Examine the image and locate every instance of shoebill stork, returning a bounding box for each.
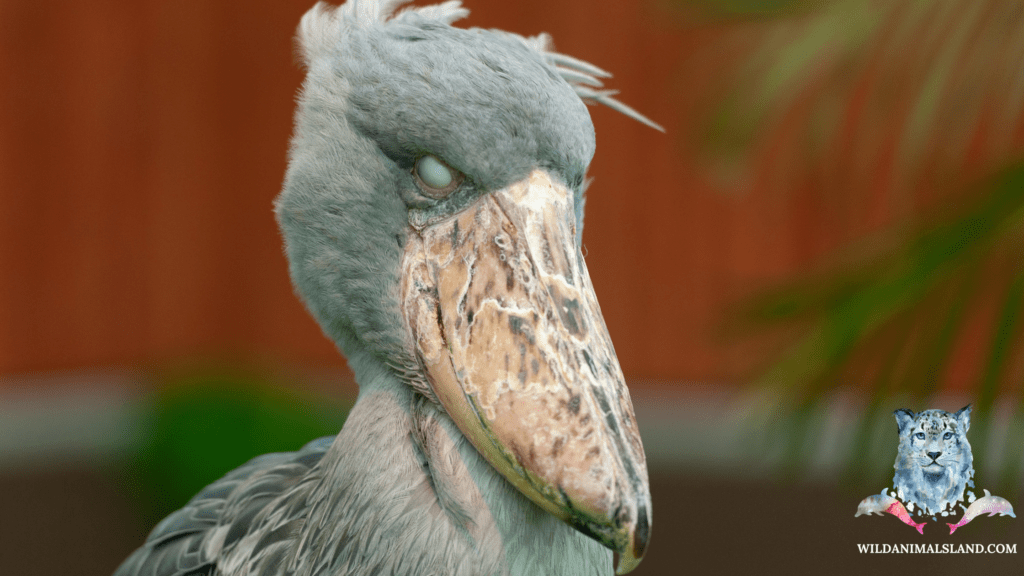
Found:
[115,1,660,574]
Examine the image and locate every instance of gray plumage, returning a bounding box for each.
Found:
[117,389,607,575]
[115,1,656,575]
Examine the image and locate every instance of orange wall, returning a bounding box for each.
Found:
[0,0,941,388]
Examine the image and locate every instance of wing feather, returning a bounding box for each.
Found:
[114,436,334,576]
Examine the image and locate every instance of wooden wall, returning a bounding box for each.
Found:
[0,0,937,389]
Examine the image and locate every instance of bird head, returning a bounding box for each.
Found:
[275,1,658,572]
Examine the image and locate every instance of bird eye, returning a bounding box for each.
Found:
[413,154,463,198]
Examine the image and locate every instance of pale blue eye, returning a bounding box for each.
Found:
[415,155,453,190]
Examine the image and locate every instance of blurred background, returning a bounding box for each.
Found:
[3,0,1024,574]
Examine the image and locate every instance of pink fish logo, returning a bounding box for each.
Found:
[855,492,926,535]
[947,489,1016,534]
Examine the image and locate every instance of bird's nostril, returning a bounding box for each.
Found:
[928,451,942,461]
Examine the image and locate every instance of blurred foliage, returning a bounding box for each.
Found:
[747,164,1024,488]
[703,1,1024,187]
[123,367,350,525]
[675,0,818,19]
[698,0,1024,489]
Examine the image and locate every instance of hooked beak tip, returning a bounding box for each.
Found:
[614,501,650,574]
[635,505,650,558]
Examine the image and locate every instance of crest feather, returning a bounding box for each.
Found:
[296,0,661,131]
[297,0,469,65]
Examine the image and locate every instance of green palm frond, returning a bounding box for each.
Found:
[674,0,822,19]
[703,1,1024,193]
[696,0,1024,486]
[746,162,1024,399]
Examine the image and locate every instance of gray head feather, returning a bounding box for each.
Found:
[297,0,662,131]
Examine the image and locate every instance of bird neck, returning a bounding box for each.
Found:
[297,364,611,576]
